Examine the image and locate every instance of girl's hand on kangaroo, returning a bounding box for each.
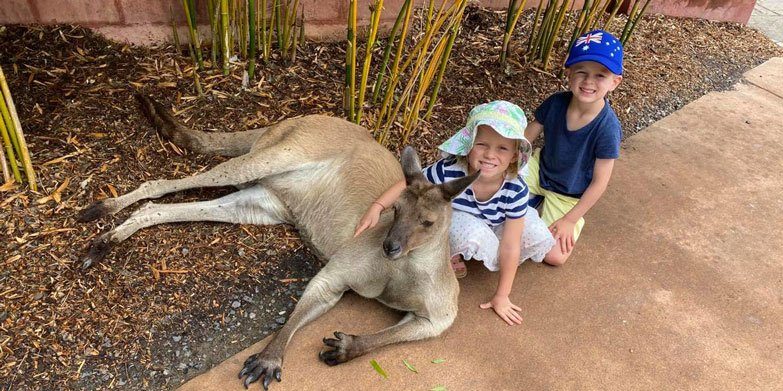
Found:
[353,203,384,237]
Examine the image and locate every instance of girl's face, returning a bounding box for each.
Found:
[467,125,517,180]
[565,61,622,105]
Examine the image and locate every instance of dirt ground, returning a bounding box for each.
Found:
[1,6,781,390]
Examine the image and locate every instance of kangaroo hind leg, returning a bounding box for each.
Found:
[82,185,290,268]
[78,143,304,222]
[136,94,269,157]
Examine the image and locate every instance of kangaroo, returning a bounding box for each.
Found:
[78,95,478,390]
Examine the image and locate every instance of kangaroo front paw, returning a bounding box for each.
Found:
[318,331,358,366]
[238,352,282,390]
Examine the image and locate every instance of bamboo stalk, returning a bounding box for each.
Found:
[355,0,385,123]
[378,0,467,144]
[402,33,449,142]
[290,15,299,62]
[298,7,305,46]
[376,0,459,135]
[248,0,257,79]
[268,0,278,58]
[531,0,554,58]
[374,0,432,136]
[542,0,570,69]
[501,0,528,66]
[260,0,267,61]
[0,135,10,183]
[221,0,230,74]
[286,0,300,58]
[603,0,624,29]
[0,75,22,163]
[170,5,182,51]
[0,108,21,183]
[426,0,435,31]
[424,16,459,119]
[621,0,641,43]
[589,0,611,30]
[239,0,248,59]
[0,66,35,190]
[345,0,358,117]
[569,0,591,46]
[211,0,220,65]
[526,0,545,55]
[275,0,283,49]
[182,0,203,69]
[372,0,411,104]
[622,0,652,45]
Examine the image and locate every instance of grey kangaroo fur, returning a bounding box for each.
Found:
[78,94,478,390]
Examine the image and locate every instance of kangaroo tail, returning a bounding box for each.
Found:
[135,93,199,150]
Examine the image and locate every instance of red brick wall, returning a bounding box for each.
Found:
[0,0,757,45]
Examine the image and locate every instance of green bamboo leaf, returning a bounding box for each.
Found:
[370,359,388,379]
[431,358,446,364]
[431,386,447,391]
[403,359,418,373]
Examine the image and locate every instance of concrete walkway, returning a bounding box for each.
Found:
[749,0,783,46]
[179,58,783,390]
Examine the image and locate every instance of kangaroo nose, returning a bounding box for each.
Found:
[383,240,402,258]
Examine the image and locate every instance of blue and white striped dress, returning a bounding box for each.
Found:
[422,157,555,271]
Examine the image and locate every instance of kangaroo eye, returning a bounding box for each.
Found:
[422,220,434,227]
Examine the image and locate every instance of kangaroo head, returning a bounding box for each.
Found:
[382,146,479,259]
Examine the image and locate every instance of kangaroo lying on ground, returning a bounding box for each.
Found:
[78,94,478,389]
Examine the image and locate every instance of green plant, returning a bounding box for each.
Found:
[501,0,529,67]
[620,0,652,45]
[0,66,36,190]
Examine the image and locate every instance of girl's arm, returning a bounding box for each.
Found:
[480,216,525,325]
[353,179,406,237]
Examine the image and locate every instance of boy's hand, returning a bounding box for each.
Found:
[480,295,523,325]
[550,218,576,254]
[353,202,385,237]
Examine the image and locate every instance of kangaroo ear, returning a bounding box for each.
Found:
[440,171,480,200]
[400,146,426,185]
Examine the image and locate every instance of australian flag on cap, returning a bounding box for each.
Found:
[565,29,623,75]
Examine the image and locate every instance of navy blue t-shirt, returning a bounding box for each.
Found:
[534,91,622,198]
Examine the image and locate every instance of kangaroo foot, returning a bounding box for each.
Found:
[318,331,358,366]
[77,200,111,223]
[82,235,113,269]
[238,351,282,390]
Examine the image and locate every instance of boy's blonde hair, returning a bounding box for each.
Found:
[455,138,521,179]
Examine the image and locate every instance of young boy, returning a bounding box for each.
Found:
[524,29,623,266]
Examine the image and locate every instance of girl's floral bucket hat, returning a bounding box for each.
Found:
[438,100,532,173]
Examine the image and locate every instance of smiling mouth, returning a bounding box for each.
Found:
[580,87,596,95]
[479,161,498,169]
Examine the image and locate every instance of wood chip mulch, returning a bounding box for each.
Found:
[1,6,781,390]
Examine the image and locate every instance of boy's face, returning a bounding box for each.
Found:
[467,125,517,180]
[565,61,622,105]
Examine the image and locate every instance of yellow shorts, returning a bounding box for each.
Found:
[523,148,585,241]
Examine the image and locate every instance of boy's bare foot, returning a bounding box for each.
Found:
[450,254,467,279]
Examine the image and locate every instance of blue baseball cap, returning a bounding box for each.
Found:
[565,29,623,75]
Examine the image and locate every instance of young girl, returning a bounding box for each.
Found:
[354,101,555,325]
